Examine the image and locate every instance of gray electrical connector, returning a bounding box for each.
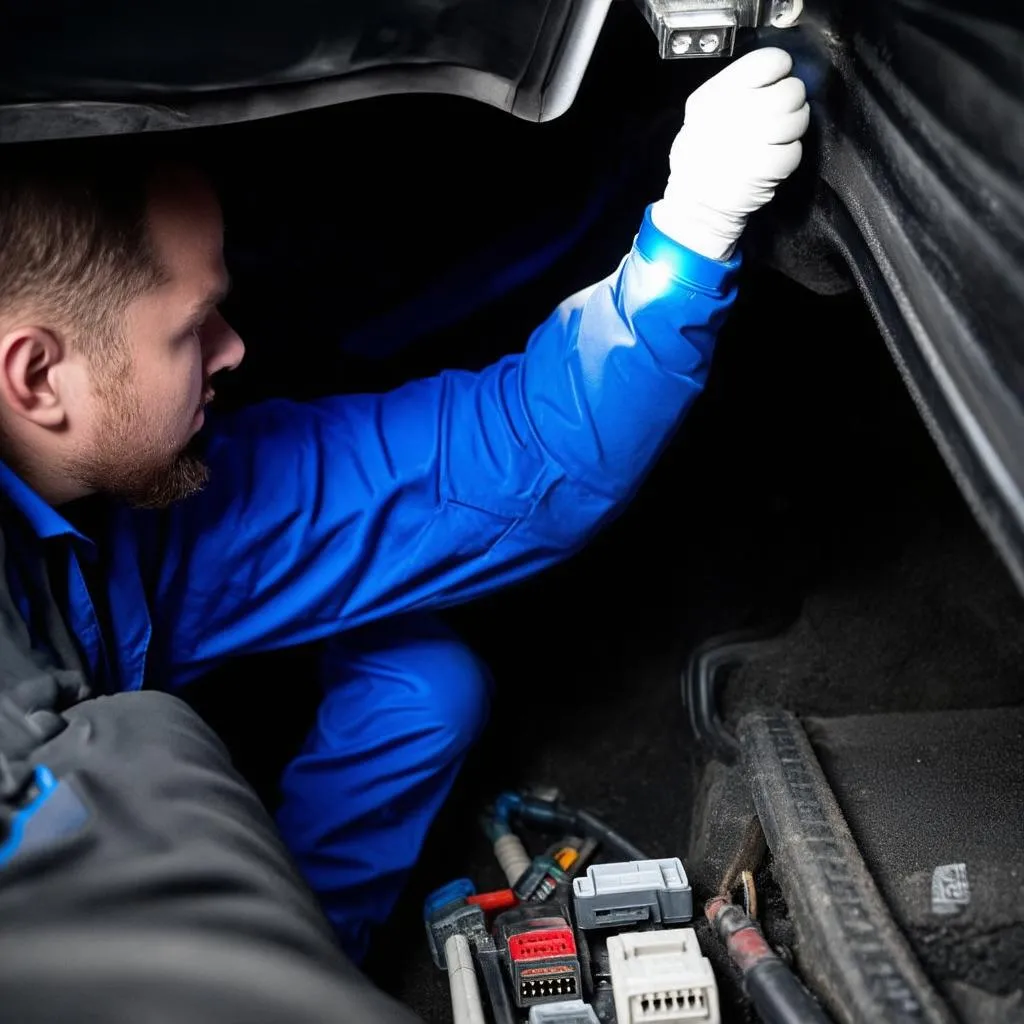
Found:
[528,1000,601,1024]
[573,858,693,931]
[426,902,489,970]
[634,0,803,59]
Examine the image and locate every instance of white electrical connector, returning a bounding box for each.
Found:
[607,928,721,1024]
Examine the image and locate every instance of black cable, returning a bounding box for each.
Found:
[474,946,516,1024]
[575,809,648,862]
[746,960,832,1024]
[507,796,650,862]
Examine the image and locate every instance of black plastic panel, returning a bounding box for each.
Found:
[0,0,613,137]
[802,0,1024,592]
[0,1,542,97]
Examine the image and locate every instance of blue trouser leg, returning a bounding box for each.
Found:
[275,615,492,963]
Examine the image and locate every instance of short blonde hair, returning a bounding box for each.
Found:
[0,143,168,375]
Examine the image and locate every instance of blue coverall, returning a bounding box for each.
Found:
[0,208,738,960]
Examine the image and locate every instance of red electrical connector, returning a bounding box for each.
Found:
[507,926,577,962]
[496,909,582,1009]
[467,888,519,915]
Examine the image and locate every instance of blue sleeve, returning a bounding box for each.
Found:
[151,208,740,684]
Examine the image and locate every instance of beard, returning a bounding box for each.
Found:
[67,381,211,510]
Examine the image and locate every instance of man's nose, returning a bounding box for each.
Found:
[203,312,246,376]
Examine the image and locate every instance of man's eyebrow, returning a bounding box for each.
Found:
[182,276,232,329]
[206,273,232,309]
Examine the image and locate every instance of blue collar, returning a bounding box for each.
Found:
[0,460,91,544]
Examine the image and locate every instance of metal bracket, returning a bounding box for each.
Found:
[634,0,804,59]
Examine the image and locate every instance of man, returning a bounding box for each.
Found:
[0,49,808,960]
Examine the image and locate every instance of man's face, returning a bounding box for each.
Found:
[68,171,245,508]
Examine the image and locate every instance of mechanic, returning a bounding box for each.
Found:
[0,50,807,961]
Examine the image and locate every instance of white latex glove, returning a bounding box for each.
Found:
[650,47,810,263]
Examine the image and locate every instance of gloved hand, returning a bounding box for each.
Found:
[650,47,810,263]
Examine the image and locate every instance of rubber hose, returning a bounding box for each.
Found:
[706,899,831,1024]
[494,833,531,888]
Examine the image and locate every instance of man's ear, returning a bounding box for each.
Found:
[0,325,68,429]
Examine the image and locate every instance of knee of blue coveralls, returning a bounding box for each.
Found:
[275,616,493,964]
[415,634,493,760]
[321,614,494,760]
